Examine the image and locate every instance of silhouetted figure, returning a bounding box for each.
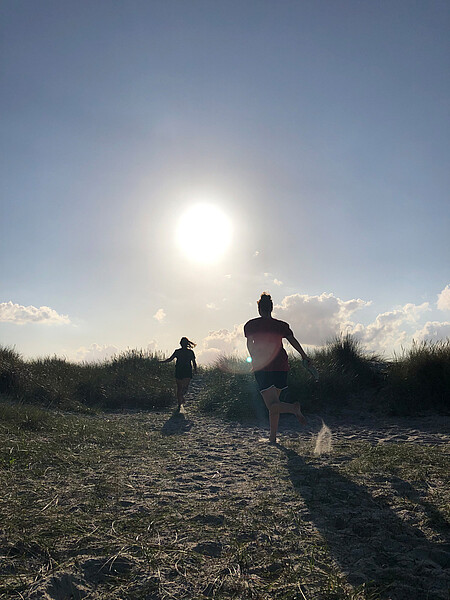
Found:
[244,292,314,443]
[160,337,197,409]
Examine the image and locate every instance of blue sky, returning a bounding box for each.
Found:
[1,0,449,362]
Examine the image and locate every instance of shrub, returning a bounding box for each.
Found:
[0,346,175,412]
[0,347,25,396]
[0,397,53,432]
[292,334,386,412]
[199,335,388,419]
[385,340,450,414]
[198,356,266,421]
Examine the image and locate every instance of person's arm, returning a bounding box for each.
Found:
[192,352,198,374]
[159,351,176,363]
[246,337,254,358]
[285,334,309,361]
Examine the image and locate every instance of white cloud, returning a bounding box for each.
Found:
[153,308,166,322]
[0,301,70,325]
[196,324,246,364]
[263,272,283,286]
[196,292,370,361]
[351,302,430,352]
[75,343,119,363]
[274,292,370,345]
[196,290,449,361]
[147,340,158,353]
[413,321,450,342]
[195,346,222,365]
[437,285,450,311]
[197,292,371,361]
[75,341,159,363]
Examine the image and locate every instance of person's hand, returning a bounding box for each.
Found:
[302,357,319,382]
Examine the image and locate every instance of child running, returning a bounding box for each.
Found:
[244,292,313,444]
[160,337,198,409]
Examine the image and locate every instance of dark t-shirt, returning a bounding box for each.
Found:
[173,348,195,378]
[244,317,293,371]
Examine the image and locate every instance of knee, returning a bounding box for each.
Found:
[268,403,279,415]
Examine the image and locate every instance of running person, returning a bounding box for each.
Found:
[244,293,312,444]
[160,337,197,409]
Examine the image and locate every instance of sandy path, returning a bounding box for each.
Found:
[23,377,450,600]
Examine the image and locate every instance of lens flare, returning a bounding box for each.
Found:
[215,355,253,374]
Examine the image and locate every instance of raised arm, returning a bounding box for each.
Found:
[285,334,309,360]
[159,352,176,363]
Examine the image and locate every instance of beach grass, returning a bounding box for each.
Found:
[0,346,175,412]
[0,338,449,597]
[0,404,448,599]
[198,335,449,419]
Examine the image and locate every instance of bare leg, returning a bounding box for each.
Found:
[176,380,184,407]
[176,378,191,407]
[260,387,281,443]
[277,401,307,425]
[182,378,191,397]
[292,402,307,425]
[261,388,307,442]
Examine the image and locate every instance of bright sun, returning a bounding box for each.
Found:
[176,204,233,264]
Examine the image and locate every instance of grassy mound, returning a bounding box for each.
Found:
[197,356,265,421]
[198,335,450,419]
[1,335,449,419]
[0,347,175,412]
[385,340,450,415]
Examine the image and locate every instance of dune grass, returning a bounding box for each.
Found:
[385,340,450,415]
[198,335,450,420]
[0,347,176,412]
[0,338,448,598]
[2,336,448,418]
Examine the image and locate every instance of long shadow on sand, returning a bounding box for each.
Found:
[278,444,449,599]
[161,409,193,436]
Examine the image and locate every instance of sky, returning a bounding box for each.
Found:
[1,0,449,364]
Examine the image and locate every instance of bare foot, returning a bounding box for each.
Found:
[294,402,307,425]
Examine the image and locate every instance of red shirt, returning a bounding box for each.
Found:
[244,317,293,371]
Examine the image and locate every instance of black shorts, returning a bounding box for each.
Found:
[254,371,288,392]
[175,367,192,380]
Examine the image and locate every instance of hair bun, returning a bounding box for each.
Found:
[257,292,273,312]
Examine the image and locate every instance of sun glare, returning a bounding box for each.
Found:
[176,204,233,264]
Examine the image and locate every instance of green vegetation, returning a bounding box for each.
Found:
[0,347,175,412]
[199,335,450,419]
[0,335,449,419]
[197,356,264,421]
[386,340,450,415]
[0,339,448,598]
[1,407,448,599]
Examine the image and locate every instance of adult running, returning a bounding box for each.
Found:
[244,292,313,444]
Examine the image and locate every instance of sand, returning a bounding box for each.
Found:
[11,377,450,599]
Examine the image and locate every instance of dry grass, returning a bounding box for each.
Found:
[0,393,449,599]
